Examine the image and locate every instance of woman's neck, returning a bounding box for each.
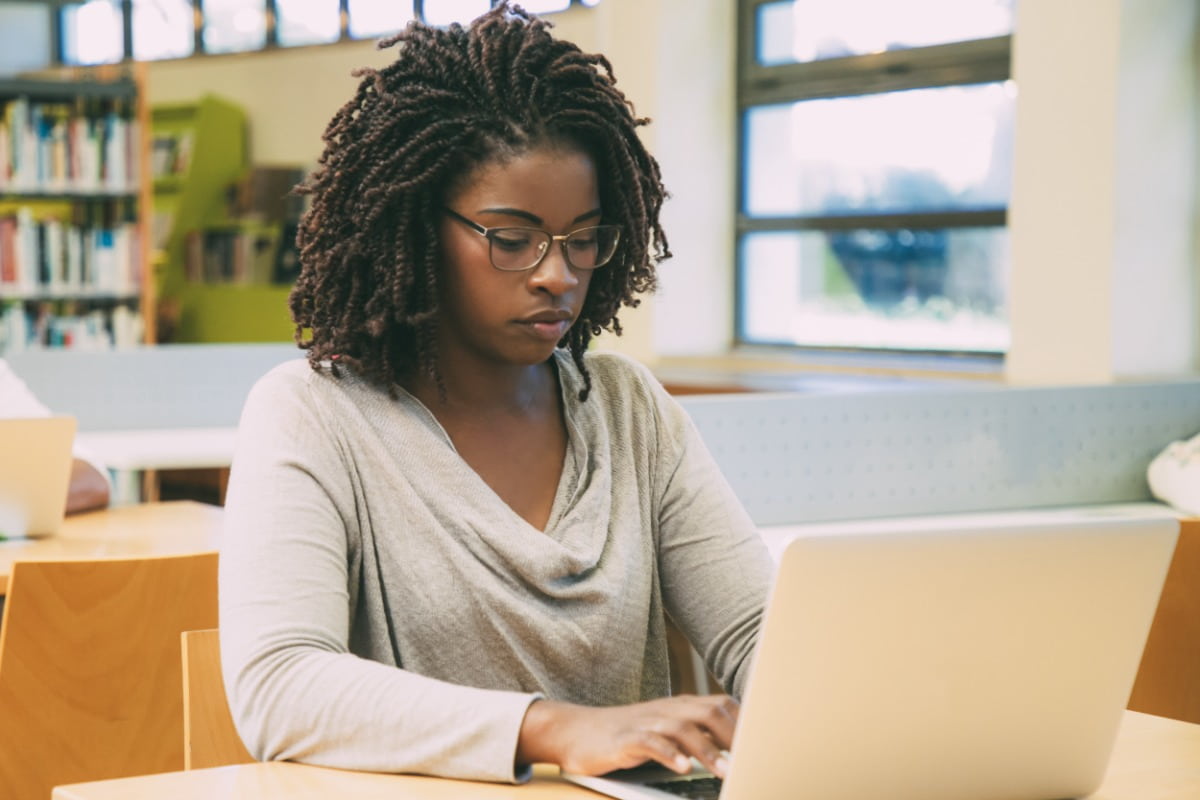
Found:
[404,355,560,416]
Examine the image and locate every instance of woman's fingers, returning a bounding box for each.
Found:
[517,695,743,778]
[627,730,693,774]
[646,697,737,777]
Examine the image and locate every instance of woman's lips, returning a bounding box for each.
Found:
[520,319,570,340]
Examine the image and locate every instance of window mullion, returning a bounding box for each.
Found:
[742,36,1012,106]
[738,209,1008,233]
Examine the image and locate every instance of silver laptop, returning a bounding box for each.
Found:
[0,416,77,539]
[564,515,1179,800]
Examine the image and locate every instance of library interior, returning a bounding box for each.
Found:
[0,1,1198,799]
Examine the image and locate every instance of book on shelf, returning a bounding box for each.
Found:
[0,93,139,195]
[150,129,193,180]
[0,299,143,352]
[0,206,141,298]
[273,221,301,285]
[0,298,143,352]
[184,226,278,285]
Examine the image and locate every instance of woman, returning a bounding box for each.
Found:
[220,3,771,784]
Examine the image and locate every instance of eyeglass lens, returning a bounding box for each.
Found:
[489,227,620,271]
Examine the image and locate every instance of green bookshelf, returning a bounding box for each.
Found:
[152,94,295,343]
[176,282,293,343]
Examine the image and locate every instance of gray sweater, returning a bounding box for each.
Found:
[219,350,771,782]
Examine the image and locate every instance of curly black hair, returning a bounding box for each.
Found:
[289,2,670,400]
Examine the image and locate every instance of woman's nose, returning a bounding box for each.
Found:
[527,241,579,294]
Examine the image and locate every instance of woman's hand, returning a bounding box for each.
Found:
[517,695,738,778]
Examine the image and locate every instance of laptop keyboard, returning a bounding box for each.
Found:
[644,776,723,799]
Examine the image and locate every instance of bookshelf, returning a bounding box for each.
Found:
[151,94,294,343]
[0,70,153,353]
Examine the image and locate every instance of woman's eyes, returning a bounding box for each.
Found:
[492,232,534,251]
[489,229,598,252]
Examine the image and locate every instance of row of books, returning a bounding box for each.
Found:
[0,208,142,297]
[150,130,194,179]
[185,227,281,285]
[0,96,140,195]
[0,299,143,352]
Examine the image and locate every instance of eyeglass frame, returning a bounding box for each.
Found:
[442,207,621,272]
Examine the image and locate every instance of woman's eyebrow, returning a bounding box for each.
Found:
[478,207,604,225]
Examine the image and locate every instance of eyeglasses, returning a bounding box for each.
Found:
[443,207,621,272]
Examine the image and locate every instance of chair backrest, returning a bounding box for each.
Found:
[1128,518,1200,724]
[0,552,219,800]
[181,628,255,769]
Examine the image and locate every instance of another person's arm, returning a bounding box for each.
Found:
[0,359,110,514]
[66,458,110,514]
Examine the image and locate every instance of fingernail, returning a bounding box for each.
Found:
[714,756,730,778]
[674,755,691,773]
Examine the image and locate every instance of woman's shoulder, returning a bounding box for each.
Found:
[245,356,372,415]
[249,357,323,398]
[558,348,675,419]
[575,349,659,388]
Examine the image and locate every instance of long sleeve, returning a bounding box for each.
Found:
[219,365,539,782]
[644,374,773,699]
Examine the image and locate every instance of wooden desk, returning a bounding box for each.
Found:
[51,711,1200,800]
[0,501,222,596]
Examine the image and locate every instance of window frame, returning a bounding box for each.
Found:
[50,0,599,65]
[734,0,1014,357]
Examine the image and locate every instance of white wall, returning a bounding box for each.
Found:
[1006,0,1199,383]
[144,0,1200,382]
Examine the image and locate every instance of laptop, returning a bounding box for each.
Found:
[564,515,1179,800]
[0,416,77,539]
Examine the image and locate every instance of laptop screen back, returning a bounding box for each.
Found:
[0,416,77,538]
[724,516,1179,800]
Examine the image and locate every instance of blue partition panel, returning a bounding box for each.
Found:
[678,381,1200,525]
[7,344,301,431]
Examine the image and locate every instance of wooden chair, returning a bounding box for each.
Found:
[0,552,219,800]
[181,628,255,769]
[1128,518,1200,724]
[665,615,718,696]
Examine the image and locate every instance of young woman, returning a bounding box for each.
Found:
[219,4,772,784]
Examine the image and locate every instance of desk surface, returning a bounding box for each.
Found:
[51,711,1200,800]
[0,501,222,595]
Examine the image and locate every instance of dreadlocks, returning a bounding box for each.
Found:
[289,2,670,400]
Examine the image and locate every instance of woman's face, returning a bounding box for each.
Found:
[437,144,600,370]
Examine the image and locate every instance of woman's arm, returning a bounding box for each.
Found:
[220,367,539,783]
[651,390,774,700]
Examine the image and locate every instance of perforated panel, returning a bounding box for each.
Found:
[678,382,1200,525]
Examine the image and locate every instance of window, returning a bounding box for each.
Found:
[737,0,1015,356]
[201,0,267,54]
[276,0,341,47]
[62,0,124,65]
[59,0,601,64]
[421,0,491,28]
[133,0,195,61]
[348,0,415,39]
